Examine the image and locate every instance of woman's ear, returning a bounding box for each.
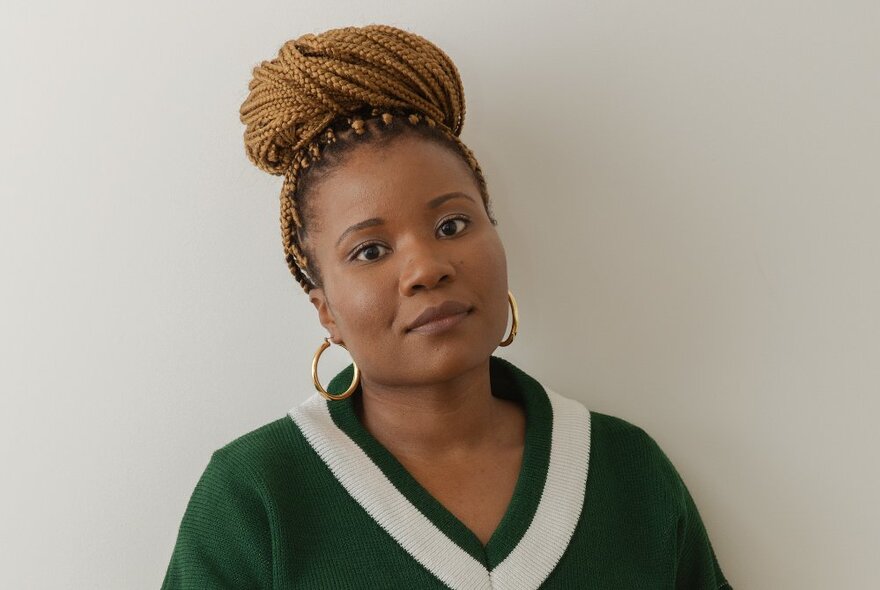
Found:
[309,287,343,344]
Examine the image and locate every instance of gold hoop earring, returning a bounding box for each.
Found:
[312,337,360,401]
[499,290,519,347]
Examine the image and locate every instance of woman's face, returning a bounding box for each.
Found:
[304,133,509,388]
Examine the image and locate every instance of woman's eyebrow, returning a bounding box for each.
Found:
[335,192,476,248]
[336,217,383,248]
[426,191,475,209]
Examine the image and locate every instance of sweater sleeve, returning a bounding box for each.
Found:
[637,426,732,589]
[160,449,274,589]
[673,474,733,589]
[675,474,733,590]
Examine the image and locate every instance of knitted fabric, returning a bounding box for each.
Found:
[161,356,732,589]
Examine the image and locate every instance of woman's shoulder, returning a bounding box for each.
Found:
[539,384,680,485]
[587,409,668,451]
[588,410,674,453]
[216,415,298,451]
[203,412,317,485]
[539,382,661,449]
[585,410,687,498]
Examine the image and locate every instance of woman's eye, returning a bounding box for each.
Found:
[352,243,389,262]
[437,217,469,237]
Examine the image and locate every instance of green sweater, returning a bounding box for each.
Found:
[161,356,732,589]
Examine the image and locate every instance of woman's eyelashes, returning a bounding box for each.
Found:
[437,215,470,238]
[351,241,389,262]
[348,215,472,263]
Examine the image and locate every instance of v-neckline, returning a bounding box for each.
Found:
[325,356,553,567]
[289,355,592,589]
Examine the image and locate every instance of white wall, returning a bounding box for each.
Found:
[2,1,877,587]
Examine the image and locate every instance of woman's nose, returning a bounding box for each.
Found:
[398,240,456,295]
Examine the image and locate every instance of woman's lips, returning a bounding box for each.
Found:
[407,309,470,335]
[406,300,473,332]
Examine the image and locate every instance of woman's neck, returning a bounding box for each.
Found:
[354,358,521,461]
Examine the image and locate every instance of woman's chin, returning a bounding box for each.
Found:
[358,354,475,390]
[400,340,494,384]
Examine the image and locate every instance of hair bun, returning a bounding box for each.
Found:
[239,24,466,176]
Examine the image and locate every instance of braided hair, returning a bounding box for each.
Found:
[239,24,495,293]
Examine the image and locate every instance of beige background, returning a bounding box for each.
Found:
[2,0,878,588]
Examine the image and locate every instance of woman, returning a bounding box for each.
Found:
[161,24,732,589]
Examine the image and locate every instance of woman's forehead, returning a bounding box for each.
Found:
[309,137,479,217]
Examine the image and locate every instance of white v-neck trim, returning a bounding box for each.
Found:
[288,384,591,590]
[490,389,591,589]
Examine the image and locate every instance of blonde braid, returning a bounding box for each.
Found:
[239,24,491,293]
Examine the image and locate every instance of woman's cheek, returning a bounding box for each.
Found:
[474,234,507,280]
[351,275,394,330]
